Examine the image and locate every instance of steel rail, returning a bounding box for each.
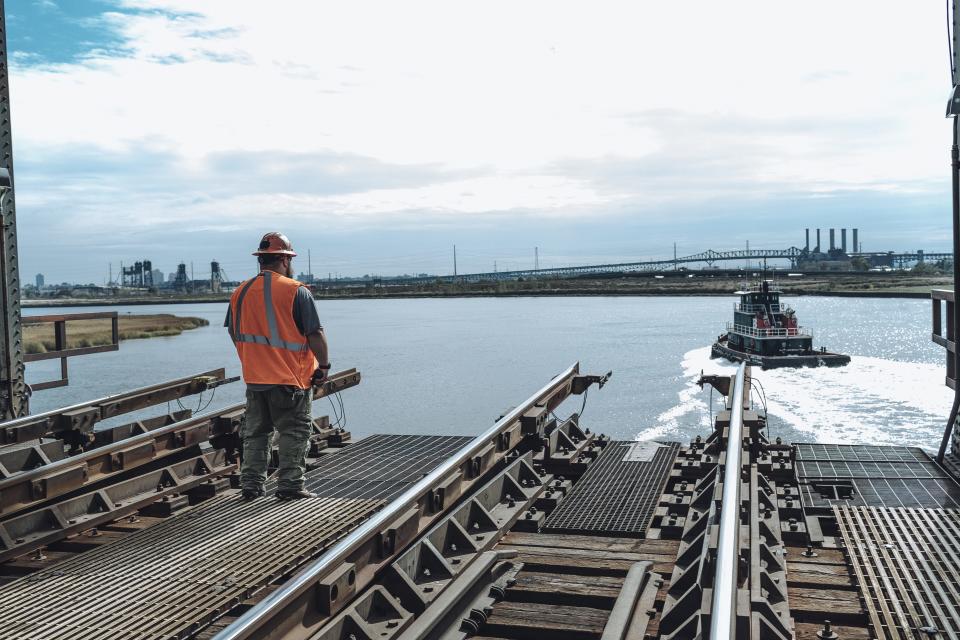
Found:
[600,561,654,640]
[0,402,239,518]
[0,448,235,562]
[709,362,746,640]
[214,362,581,640]
[0,368,360,518]
[0,368,228,445]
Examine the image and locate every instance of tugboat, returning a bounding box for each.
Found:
[711,279,850,369]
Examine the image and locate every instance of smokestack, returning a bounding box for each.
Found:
[852,228,858,253]
[841,228,847,253]
[816,228,821,252]
[829,228,835,251]
[805,228,810,252]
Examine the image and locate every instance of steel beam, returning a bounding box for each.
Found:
[0,404,236,518]
[0,368,228,446]
[0,368,360,518]
[0,439,64,478]
[0,447,235,563]
[90,410,192,448]
[0,1,26,420]
[310,453,546,640]
[214,363,591,640]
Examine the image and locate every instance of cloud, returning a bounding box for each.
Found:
[6,1,956,281]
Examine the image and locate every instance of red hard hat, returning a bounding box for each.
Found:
[253,232,297,257]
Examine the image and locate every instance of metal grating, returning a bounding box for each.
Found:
[836,506,960,640]
[0,494,380,639]
[797,460,948,480]
[801,478,960,510]
[543,440,679,537]
[793,443,960,511]
[306,434,472,500]
[0,433,471,638]
[795,444,930,463]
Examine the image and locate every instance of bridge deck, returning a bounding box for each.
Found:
[0,494,380,640]
[0,434,470,640]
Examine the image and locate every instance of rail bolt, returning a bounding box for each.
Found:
[816,620,839,640]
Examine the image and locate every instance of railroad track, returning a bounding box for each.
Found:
[5,362,959,640]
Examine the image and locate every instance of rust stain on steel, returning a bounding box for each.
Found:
[0,494,381,640]
[0,368,227,445]
[0,369,362,519]
[0,405,236,519]
[0,449,235,563]
[211,364,586,640]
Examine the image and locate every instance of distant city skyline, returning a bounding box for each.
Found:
[5,1,956,283]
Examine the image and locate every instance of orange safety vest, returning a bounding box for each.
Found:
[229,271,317,388]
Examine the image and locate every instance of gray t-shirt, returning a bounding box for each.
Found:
[224,281,322,391]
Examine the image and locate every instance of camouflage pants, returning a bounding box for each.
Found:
[240,386,312,492]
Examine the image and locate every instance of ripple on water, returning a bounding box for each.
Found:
[639,347,954,452]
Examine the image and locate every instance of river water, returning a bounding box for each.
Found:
[24,296,952,451]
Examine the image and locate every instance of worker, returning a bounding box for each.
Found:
[224,232,330,500]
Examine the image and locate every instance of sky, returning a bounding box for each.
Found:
[5,1,958,283]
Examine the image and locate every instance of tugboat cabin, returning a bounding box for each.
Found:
[726,280,812,357]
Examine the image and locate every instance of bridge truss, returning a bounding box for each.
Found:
[385,247,952,285]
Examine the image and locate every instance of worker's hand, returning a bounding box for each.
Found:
[311,367,329,387]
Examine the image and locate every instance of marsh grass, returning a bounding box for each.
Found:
[24,314,209,354]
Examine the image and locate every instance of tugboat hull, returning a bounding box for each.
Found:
[711,339,850,370]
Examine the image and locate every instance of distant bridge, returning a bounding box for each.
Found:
[315,248,952,286]
[381,248,952,284]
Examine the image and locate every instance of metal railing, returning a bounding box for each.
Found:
[709,362,746,640]
[933,289,956,390]
[0,368,228,445]
[735,303,786,314]
[726,322,810,338]
[22,311,120,391]
[735,282,783,294]
[215,364,583,640]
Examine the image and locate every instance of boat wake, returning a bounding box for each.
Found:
[637,347,953,451]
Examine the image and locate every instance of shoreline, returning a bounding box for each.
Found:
[22,288,934,308]
[24,313,209,354]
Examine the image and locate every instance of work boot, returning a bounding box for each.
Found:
[241,487,265,501]
[276,488,317,500]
